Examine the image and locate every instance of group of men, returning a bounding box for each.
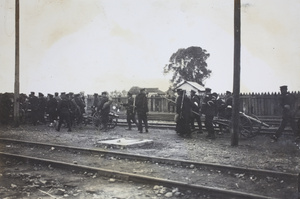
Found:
[272,85,300,142]
[120,88,149,133]
[175,88,233,139]
[92,91,113,131]
[26,91,86,132]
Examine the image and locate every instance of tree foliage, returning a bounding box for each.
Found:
[164,46,212,88]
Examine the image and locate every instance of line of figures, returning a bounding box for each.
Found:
[175,88,233,139]
[0,91,88,132]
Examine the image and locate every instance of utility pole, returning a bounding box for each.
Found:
[231,0,241,146]
[14,0,20,127]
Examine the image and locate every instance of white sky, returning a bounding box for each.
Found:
[1,0,300,95]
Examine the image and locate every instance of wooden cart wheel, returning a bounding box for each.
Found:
[239,115,256,138]
[92,112,102,130]
[249,114,262,135]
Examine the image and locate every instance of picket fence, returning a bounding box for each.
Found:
[87,92,300,117]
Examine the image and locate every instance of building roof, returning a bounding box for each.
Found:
[145,88,165,95]
[174,80,205,92]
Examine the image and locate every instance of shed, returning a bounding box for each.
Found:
[174,81,206,96]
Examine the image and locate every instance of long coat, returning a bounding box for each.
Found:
[135,93,148,115]
[176,94,192,136]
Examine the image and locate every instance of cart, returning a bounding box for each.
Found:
[212,112,270,138]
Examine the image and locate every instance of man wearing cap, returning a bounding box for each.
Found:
[28,92,39,126]
[54,92,61,103]
[95,92,109,129]
[190,89,203,134]
[122,92,138,130]
[175,89,192,137]
[135,88,149,133]
[74,94,85,127]
[201,88,217,139]
[47,94,58,127]
[56,93,72,132]
[38,92,47,124]
[272,85,299,142]
[92,93,99,114]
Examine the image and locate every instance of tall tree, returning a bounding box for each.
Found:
[164,46,212,88]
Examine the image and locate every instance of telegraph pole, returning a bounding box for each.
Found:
[231,0,241,146]
[14,0,20,127]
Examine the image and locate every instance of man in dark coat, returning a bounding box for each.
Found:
[190,90,203,134]
[74,93,86,127]
[92,93,99,115]
[201,88,217,139]
[122,92,138,130]
[0,93,13,125]
[38,92,47,124]
[135,88,149,133]
[175,89,192,137]
[56,93,72,132]
[272,85,299,142]
[47,94,58,126]
[28,92,39,126]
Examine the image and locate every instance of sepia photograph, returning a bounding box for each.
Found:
[0,0,300,198]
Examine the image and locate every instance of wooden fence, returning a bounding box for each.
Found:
[87,92,300,117]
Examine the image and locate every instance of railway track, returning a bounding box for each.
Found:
[0,138,298,199]
[117,120,291,135]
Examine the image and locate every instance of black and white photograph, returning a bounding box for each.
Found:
[0,0,300,198]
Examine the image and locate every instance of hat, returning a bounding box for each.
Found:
[280,85,288,90]
[30,92,35,95]
[54,92,59,96]
[212,92,218,97]
[48,93,53,97]
[38,92,44,97]
[205,88,211,93]
[101,91,107,95]
[226,91,232,95]
[61,92,66,95]
[94,93,98,96]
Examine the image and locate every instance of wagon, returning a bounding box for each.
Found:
[212,112,270,138]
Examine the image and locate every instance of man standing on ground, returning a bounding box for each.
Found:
[201,88,217,140]
[175,89,192,138]
[47,94,57,127]
[135,88,149,133]
[123,92,138,130]
[29,92,39,126]
[272,85,299,142]
[190,89,203,134]
[56,93,72,132]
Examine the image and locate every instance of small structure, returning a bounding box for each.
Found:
[145,88,165,97]
[96,138,153,149]
[174,80,205,96]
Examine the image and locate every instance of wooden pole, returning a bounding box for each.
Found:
[231,0,241,146]
[14,0,20,127]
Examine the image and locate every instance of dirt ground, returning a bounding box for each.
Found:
[0,123,300,198]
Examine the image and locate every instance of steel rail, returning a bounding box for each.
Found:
[0,138,298,182]
[117,121,290,134]
[0,151,277,199]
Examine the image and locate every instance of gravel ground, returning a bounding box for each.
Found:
[0,123,300,198]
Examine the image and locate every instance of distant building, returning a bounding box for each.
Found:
[174,80,205,96]
[145,88,165,97]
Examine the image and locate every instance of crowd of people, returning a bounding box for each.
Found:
[175,88,233,139]
[1,85,299,143]
[0,91,86,132]
[122,88,149,133]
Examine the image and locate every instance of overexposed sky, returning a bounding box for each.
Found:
[1,0,300,95]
